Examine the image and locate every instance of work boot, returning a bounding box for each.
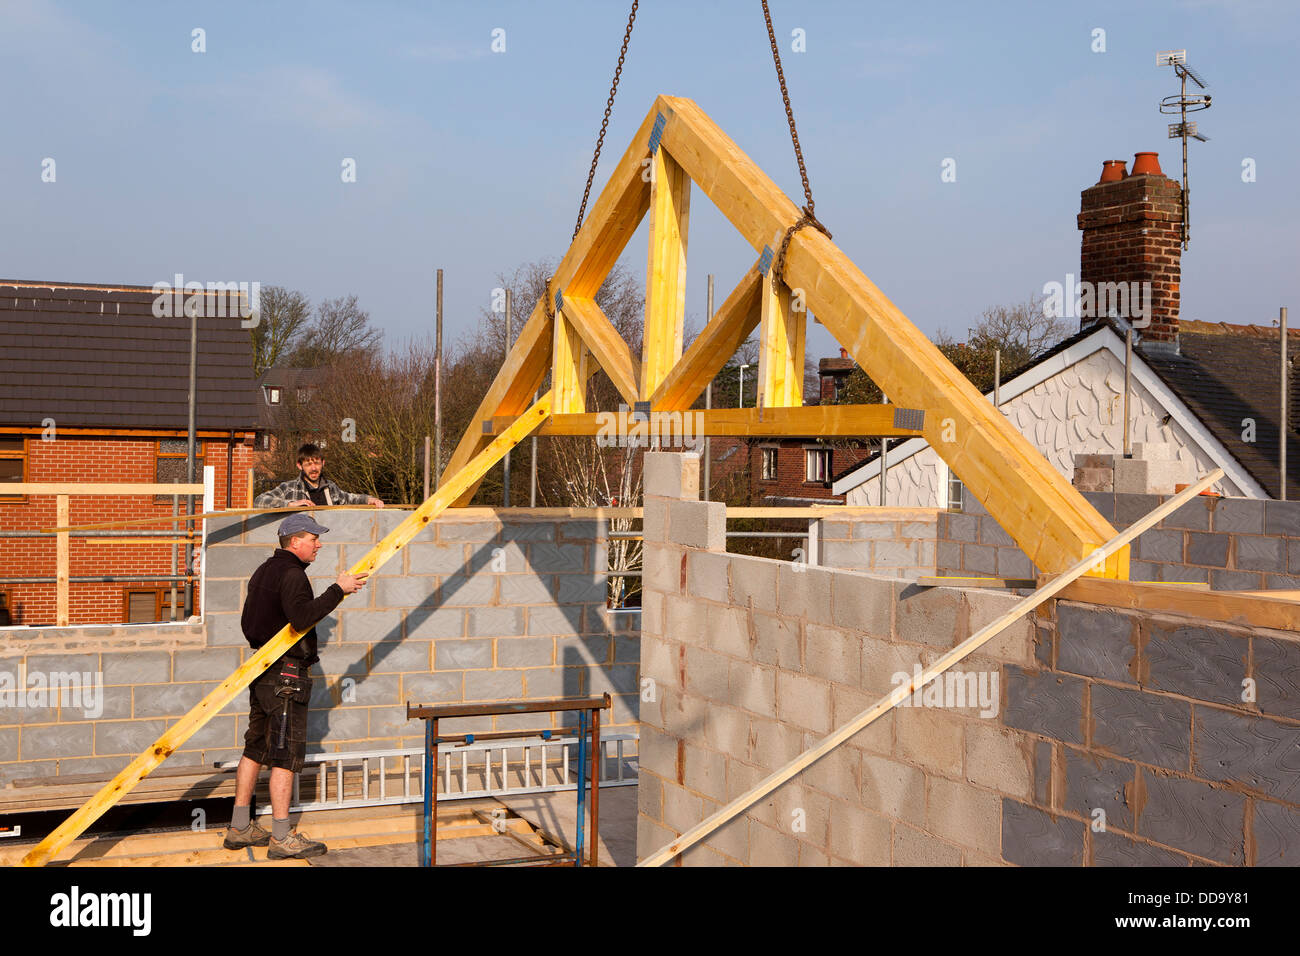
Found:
[267,830,328,859]
[223,819,272,850]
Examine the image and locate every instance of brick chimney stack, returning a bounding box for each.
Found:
[1077,153,1183,351]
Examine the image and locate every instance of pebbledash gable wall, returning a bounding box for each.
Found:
[637,452,1300,866]
[0,508,636,786]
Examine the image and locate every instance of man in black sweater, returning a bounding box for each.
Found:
[223,512,368,859]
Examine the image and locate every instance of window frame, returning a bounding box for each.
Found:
[804,446,832,483]
[760,446,779,482]
[265,385,281,405]
[0,435,28,504]
[947,469,965,513]
[0,587,13,626]
[154,439,206,504]
[123,588,182,624]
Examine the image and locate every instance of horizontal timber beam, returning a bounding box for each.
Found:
[484,403,923,438]
[6,483,206,495]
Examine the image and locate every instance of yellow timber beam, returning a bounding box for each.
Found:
[485,403,922,438]
[653,94,1124,578]
[641,145,690,400]
[556,294,640,407]
[551,303,590,415]
[19,392,555,867]
[756,272,805,408]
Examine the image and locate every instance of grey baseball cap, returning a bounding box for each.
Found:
[278,513,331,538]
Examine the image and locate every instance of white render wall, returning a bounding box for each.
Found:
[846,346,1253,508]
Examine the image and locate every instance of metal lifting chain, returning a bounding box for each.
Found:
[761,0,831,284]
[573,0,640,242]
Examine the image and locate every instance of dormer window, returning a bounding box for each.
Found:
[265,386,281,405]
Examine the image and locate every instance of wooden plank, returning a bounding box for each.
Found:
[551,308,590,415]
[638,470,1223,867]
[756,273,805,408]
[486,403,921,438]
[43,503,377,534]
[1059,575,1300,633]
[8,483,206,495]
[19,393,554,867]
[641,146,691,400]
[918,577,1037,589]
[56,495,69,627]
[555,295,640,407]
[85,537,193,545]
[654,95,1124,578]
[651,265,763,411]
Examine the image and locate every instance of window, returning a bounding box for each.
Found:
[296,387,312,404]
[155,440,205,502]
[761,447,778,481]
[948,471,965,512]
[265,386,281,405]
[124,589,182,624]
[805,447,832,483]
[0,436,25,502]
[0,589,13,626]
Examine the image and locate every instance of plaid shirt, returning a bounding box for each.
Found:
[253,473,371,508]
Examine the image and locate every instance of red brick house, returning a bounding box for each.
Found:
[703,354,871,504]
[0,281,259,626]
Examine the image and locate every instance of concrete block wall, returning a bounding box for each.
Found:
[937,492,1300,590]
[0,508,637,787]
[638,451,1300,866]
[638,452,1034,866]
[1013,600,1300,865]
[818,510,941,581]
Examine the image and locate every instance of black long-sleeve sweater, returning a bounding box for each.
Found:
[240,549,344,666]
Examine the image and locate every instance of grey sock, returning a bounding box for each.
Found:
[272,817,291,842]
[231,805,251,831]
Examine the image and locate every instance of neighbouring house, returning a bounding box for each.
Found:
[703,355,872,505]
[0,281,259,626]
[832,153,1294,508]
[252,365,330,483]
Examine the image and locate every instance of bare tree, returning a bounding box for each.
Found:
[250,285,311,374]
[292,295,382,368]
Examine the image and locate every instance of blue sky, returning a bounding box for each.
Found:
[2,0,1296,362]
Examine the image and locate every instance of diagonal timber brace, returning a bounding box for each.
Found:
[19,393,555,867]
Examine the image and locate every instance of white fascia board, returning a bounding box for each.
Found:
[830,325,1268,498]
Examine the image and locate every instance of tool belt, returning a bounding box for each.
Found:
[271,657,311,704]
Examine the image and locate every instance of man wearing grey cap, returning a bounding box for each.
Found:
[223,512,368,859]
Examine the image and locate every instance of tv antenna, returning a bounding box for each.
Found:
[1157,49,1211,249]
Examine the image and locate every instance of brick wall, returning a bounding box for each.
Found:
[1078,168,1182,345]
[937,492,1300,590]
[0,434,256,625]
[0,507,637,786]
[637,452,1300,866]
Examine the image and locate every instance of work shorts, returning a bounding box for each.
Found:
[242,674,312,773]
